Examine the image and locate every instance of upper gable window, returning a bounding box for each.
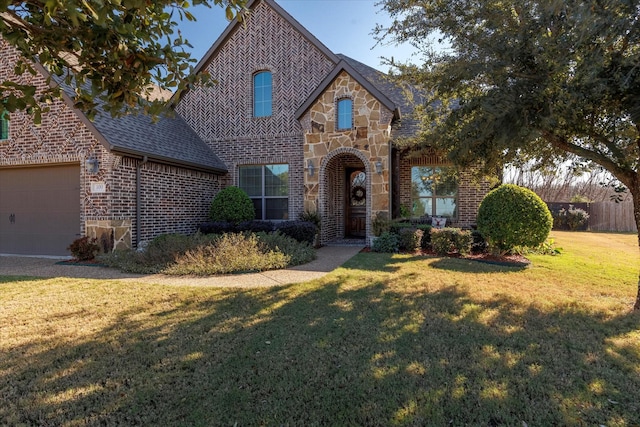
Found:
[0,111,8,141]
[253,71,272,117]
[337,98,352,130]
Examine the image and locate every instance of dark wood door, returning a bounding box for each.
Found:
[345,168,366,237]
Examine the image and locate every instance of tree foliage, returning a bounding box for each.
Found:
[0,0,246,120]
[377,0,640,309]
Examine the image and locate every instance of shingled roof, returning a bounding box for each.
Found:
[90,110,228,173]
[50,73,227,174]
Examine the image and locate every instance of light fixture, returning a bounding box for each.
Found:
[307,159,315,177]
[85,157,99,174]
[375,160,383,174]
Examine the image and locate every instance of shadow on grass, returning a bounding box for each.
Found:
[343,252,528,274]
[0,275,50,283]
[1,275,639,426]
[429,257,530,273]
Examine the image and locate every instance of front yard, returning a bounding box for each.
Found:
[1,231,639,426]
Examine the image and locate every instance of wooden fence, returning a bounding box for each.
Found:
[588,202,637,232]
[547,201,636,232]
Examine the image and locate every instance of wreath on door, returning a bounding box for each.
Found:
[351,185,366,203]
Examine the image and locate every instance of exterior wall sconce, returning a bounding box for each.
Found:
[375,160,383,174]
[86,157,99,174]
[307,159,315,177]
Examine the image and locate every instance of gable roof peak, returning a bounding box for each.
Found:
[192,0,339,76]
[295,57,399,121]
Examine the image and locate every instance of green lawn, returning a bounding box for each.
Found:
[1,231,639,426]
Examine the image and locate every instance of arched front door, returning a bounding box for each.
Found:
[346,168,366,237]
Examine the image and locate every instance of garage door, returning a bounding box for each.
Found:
[0,164,81,256]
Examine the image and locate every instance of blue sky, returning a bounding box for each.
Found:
[178,0,420,72]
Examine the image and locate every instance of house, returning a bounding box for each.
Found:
[0,0,491,257]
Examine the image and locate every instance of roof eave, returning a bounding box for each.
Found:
[110,146,228,175]
[295,59,398,120]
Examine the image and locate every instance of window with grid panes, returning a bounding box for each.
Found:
[0,110,8,140]
[411,166,458,218]
[239,164,289,220]
[337,98,352,130]
[253,71,272,117]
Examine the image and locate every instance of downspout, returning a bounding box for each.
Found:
[388,138,393,220]
[136,156,148,248]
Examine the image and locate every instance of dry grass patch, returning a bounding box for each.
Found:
[1,232,639,426]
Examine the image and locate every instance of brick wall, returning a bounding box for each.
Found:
[1,36,108,240]
[398,151,492,227]
[1,38,224,249]
[175,0,337,220]
[99,157,221,246]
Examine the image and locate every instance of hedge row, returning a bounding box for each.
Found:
[199,220,318,245]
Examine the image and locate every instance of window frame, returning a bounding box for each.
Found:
[238,164,289,221]
[0,110,8,141]
[253,71,273,118]
[410,166,458,219]
[336,98,353,130]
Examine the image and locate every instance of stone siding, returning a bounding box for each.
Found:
[300,71,394,241]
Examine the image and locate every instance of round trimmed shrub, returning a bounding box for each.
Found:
[209,186,255,223]
[477,184,552,254]
[372,231,399,253]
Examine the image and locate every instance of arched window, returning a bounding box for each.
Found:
[0,110,8,140]
[253,71,272,117]
[337,98,352,130]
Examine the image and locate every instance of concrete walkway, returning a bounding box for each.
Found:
[0,245,364,288]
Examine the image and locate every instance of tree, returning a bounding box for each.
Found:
[0,0,246,121]
[376,0,640,310]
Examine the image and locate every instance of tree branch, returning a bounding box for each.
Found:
[541,130,636,187]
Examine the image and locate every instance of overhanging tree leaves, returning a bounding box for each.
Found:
[376,0,640,310]
[0,0,246,120]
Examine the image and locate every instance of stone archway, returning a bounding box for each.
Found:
[319,148,371,244]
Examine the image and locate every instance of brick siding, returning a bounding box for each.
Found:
[175,1,336,220]
[1,38,223,250]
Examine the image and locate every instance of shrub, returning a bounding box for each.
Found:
[431,228,472,256]
[452,230,473,255]
[275,220,317,244]
[371,212,392,236]
[166,233,289,275]
[237,220,275,233]
[552,205,590,231]
[198,221,236,235]
[68,236,100,261]
[209,186,255,223]
[101,231,316,275]
[416,224,432,250]
[100,233,216,274]
[389,221,415,235]
[299,210,321,230]
[372,231,399,253]
[397,228,423,252]
[471,230,488,254]
[257,231,315,266]
[477,184,553,254]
